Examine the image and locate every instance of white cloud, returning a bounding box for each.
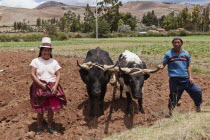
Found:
[0,0,100,8]
[0,0,42,9]
[0,0,209,9]
[52,0,103,6]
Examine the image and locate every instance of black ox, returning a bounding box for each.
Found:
[77,47,115,117]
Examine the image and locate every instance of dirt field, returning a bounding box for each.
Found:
[0,51,210,140]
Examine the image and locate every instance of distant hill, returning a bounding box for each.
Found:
[0,1,94,26]
[0,1,209,26]
[35,1,68,9]
[119,1,195,19]
[202,3,210,9]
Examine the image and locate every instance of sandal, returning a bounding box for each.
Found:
[36,128,43,135]
[47,127,58,134]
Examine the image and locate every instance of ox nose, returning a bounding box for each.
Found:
[133,94,141,99]
[93,89,101,95]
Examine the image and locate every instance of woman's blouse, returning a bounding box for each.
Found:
[30,57,61,82]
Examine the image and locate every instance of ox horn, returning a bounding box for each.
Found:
[103,61,119,71]
[91,64,105,70]
[77,60,92,70]
[119,65,146,74]
[119,66,133,74]
[130,67,160,75]
[145,67,160,73]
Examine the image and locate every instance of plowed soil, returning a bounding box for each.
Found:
[0,51,210,140]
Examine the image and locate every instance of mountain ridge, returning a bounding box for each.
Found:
[35,1,68,9]
[0,1,209,26]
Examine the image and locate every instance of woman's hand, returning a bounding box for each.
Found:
[41,84,48,91]
[51,86,58,95]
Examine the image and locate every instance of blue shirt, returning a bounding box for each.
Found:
[162,49,191,78]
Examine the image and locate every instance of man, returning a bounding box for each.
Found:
[158,36,202,115]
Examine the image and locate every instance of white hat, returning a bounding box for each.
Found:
[38,37,53,48]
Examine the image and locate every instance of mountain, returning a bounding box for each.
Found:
[202,3,210,9]
[0,6,64,26]
[0,1,94,26]
[0,1,209,26]
[35,1,68,9]
[119,1,195,19]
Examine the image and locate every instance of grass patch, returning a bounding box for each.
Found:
[192,66,210,76]
[104,110,210,140]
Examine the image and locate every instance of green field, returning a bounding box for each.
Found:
[0,36,209,75]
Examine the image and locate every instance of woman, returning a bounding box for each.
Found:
[29,37,67,135]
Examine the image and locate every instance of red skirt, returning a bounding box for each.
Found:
[30,81,67,113]
[32,96,64,113]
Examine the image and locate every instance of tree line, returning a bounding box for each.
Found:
[12,0,137,37]
[142,5,210,31]
[13,0,210,37]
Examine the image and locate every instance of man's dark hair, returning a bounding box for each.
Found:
[172,36,183,44]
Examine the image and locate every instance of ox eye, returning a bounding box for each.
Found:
[99,77,104,81]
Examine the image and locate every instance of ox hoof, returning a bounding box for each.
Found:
[139,109,145,114]
[126,110,131,117]
[126,113,131,117]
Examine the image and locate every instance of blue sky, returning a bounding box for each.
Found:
[0,0,209,9]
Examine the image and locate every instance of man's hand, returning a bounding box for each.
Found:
[189,77,194,84]
[158,64,164,69]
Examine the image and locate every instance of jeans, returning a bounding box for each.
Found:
[168,77,203,110]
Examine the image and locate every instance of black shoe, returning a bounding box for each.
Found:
[196,106,201,112]
[47,127,58,134]
[36,128,43,135]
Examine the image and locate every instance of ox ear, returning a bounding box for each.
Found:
[144,74,150,80]
[79,69,89,84]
